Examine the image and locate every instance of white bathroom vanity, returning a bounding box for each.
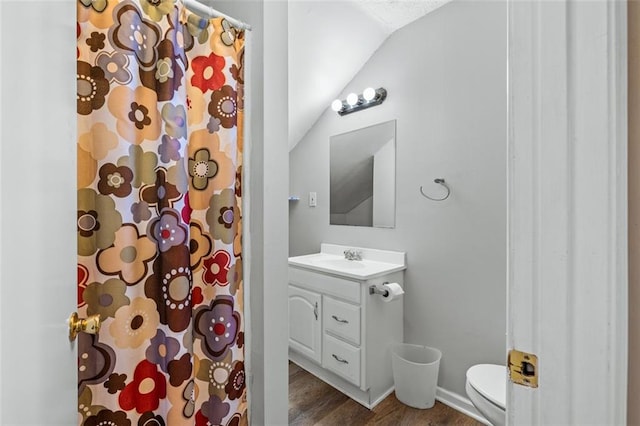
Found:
[288,244,406,408]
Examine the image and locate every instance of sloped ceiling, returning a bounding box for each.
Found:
[288,0,452,151]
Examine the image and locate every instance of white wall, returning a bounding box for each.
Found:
[1,2,77,424]
[289,0,506,398]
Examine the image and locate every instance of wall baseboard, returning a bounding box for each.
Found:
[436,387,490,425]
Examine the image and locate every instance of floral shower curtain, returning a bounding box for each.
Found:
[76,0,246,424]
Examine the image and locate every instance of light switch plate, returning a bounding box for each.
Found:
[309,192,317,207]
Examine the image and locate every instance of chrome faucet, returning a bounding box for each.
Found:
[343,249,363,261]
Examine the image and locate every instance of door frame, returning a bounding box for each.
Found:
[507,1,627,424]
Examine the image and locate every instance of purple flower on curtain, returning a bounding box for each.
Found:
[109,3,161,70]
[165,6,194,69]
[131,201,152,223]
[207,117,221,134]
[147,209,188,253]
[162,103,188,140]
[96,50,132,84]
[193,296,240,360]
[159,135,181,163]
[198,395,230,426]
[208,85,237,129]
[146,329,180,373]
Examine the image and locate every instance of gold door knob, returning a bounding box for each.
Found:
[68,312,101,341]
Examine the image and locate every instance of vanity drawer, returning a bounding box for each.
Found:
[289,267,361,304]
[322,333,361,386]
[323,296,361,346]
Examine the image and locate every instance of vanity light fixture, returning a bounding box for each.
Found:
[331,87,387,116]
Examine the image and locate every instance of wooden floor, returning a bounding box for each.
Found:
[289,362,484,426]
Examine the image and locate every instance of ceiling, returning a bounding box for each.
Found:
[288,0,451,151]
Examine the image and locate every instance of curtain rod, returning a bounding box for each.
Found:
[182,0,252,31]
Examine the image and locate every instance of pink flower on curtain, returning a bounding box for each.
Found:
[119,360,167,413]
[191,53,226,93]
[202,250,230,286]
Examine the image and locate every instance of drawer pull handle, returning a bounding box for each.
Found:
[332,354,349,364]
[331,315,349,324]
[314,302,318,320]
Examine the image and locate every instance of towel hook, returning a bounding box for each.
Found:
[420,178,450,201]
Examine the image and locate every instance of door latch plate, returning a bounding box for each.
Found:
[508,349,538,388]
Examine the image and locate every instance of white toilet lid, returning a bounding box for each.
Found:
[466,364,506,409]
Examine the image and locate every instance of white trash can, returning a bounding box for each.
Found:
[391,343,442,409]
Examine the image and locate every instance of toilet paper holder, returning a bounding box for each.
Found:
[369,282,390,297]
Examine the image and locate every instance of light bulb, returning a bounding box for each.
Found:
[363,87,376,101]
[346,93,359,106]
[331,99,343,112]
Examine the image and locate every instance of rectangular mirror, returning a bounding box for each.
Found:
[330,120,396,227]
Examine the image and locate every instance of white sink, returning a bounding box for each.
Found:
[288,244,406,280]
[312,258,367,270]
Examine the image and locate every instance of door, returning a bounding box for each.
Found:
[288,285,322,363]
[507,1,627,424]
[0,1,77,424]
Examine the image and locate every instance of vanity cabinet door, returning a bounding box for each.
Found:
[288,285,322,363]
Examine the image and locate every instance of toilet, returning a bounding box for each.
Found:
[465,364,506,426]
